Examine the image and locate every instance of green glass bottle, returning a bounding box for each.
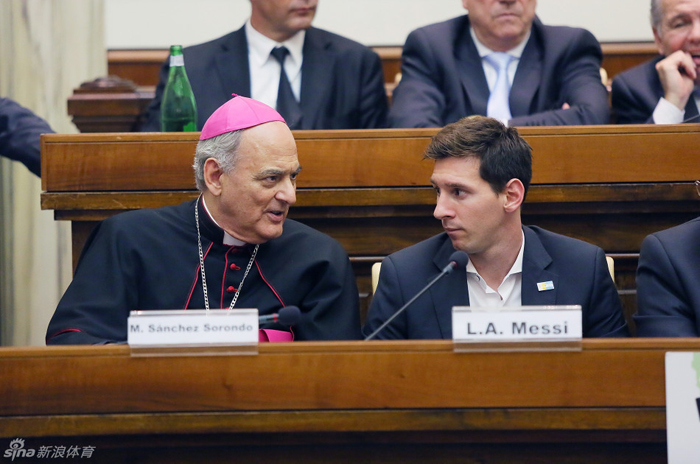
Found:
[160,45,197,132]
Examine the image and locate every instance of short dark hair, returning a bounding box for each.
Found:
[424,116,532,199]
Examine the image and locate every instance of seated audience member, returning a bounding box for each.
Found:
[0,97,54,176]
[388,0,610,128]
[47,95,361,345]
[141,0,388,131]
[612,0,700,124]
[635,216,700,336]
[364,116,629,339]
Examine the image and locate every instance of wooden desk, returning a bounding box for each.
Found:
[40,125,700,325]
[0,339,693,463]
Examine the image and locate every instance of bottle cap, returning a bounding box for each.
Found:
[199,94,286,140]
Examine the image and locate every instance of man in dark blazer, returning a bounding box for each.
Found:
[635,217,700,337]
[364,116,629,339]
[389,0,609,128]
[612,0,700,124]
[0,97,53,176]
[141,0,388,131]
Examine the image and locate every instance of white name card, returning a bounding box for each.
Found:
[127,309,259,347]
[452,305,582,343]
[665,352,700,463]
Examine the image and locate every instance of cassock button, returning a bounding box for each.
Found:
[230,263,241,271]
[226,286,236,293]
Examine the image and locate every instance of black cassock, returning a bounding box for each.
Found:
[47,199,361,344]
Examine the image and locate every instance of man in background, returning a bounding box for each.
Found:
[141,0,388,131]
[635,216,700,336]
[389,0,610,128]
[612,0,700,124]
[0,97,54,176]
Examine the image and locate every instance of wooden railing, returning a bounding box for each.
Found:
[40,125,700,327]
[0,338,693,463]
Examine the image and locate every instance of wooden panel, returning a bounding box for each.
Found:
[40,125,700,192]
[107,49,168,86]
[0,340,693,463]
[0,339,692,419]
[374,45,402,85]
[601,42,659,79]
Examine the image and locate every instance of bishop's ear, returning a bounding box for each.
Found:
[203,158,224,196]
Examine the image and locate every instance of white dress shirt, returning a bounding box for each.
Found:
[245,19,305,109]
[652,90,700,124]
[471,27,531,125]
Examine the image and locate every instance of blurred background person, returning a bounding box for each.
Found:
[612,0,700,124]
[389,0,610,128]
[141,0,388,131]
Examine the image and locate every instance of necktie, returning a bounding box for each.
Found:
[485,52,514,122]
[270,46,303,129]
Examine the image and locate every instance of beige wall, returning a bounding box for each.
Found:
[105,0,654,49]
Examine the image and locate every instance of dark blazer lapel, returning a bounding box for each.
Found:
[214,26,252,98]
[685,97,699,123]
[299,28,336,130]
[455,19,490,116]
[510,23,543,117]
[429,238,470,338]
[521,227,558,305]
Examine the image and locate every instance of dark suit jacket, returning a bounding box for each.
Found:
[363,226,629,339]
[141,26,388,131]
[388,16,609,128]
[0,98,53,176]
[635,218,700,336]
[611,56,700,124]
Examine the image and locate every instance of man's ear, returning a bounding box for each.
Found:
[203,158,224,196]
[503,178,525,213]
[652,27,665,55]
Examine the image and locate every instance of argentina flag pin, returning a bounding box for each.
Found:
[537,281,555,291]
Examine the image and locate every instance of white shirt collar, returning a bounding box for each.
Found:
[245,19,305,71]
[200,197,246,247]
[470,25,530,59]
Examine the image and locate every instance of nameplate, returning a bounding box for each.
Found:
[665,352,700,463]
[127,309,259,348]
[452,305,582,350]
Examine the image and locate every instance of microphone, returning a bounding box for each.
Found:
[259,305,301,326]
[364,251,469,340]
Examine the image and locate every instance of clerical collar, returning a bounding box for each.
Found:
[200,196,246,247]
[470,25,530,59]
